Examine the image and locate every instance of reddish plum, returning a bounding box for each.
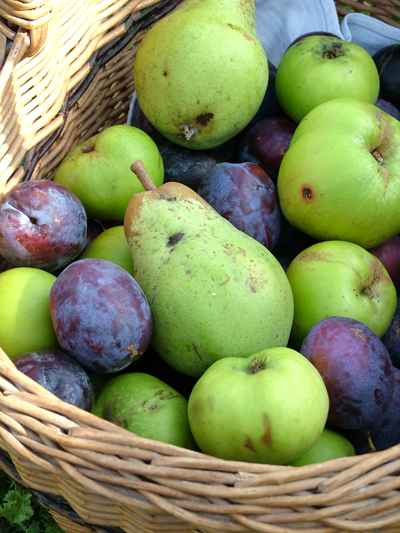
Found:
[301,316,395,430]
[13,349,94,411]
[197,162,282,250]
[49,258,153,373]
[238,116,297,183]
[368,235,400,292]
[0,180,87,273]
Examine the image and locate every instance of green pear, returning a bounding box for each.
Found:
[80,225,134,277]
[0,267,60,359]
[133,0,268,150]
[124,162,294,377]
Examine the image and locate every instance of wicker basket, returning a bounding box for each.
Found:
[0,1,400,532]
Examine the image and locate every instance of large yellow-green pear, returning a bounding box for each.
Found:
[0,267,59,359]
[133,0,269,150]
[54,125,164,221]
[124,162,294,377]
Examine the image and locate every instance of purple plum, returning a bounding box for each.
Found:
[340,368,400,454]
[301,316,395,430]
[375,98,400,121]
[368,235,400,292]
[49,258,153,373]
[381,297,400,369]
[13,349,94,411]
[197,162,282,250]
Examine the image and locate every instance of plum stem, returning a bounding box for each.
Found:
[131,160,157,191]
[365,427,377,453]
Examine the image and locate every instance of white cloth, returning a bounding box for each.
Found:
[255,0,400,67]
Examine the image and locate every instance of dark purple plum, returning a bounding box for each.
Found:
[375,98,400,121]
[13,349,94,411]
[244,61,283,129]
[286,31,341,51]
[49,258,153,373]
[237,116,297,183]
[0,180,87,273]
[368,235,400,292]
[300,316,395,430]
[381,297,400,369]
[159,141,223,191]
[339,368,400,454]
[197,162,282,250]
[85,219,104,247]
[373,44,400,110]
[272,216,319,271]
[129,97,166,146]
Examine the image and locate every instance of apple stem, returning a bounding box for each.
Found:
[250,357,266,374]
[131,160,157,191]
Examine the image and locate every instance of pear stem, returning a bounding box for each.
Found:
[131,159,157,191]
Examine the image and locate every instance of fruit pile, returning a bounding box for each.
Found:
[1,0,400,468]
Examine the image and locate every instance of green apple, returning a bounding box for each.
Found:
[187,347,329,465]
[79,225,134,277]
[0,267,60,359]
[91,372,197,450]
[275,35,379,123]
[277,97,400,248]
[286,240,397,350]
[54,124,164,222]
[288,428,355,466]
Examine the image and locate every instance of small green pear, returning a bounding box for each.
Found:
[124,161,294,377]
[133,0,268,150]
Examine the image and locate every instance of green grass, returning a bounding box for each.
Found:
[0,468,64,533]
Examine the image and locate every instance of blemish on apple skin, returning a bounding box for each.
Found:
[260,412,273,446]
[244,436,257,453]
[302,187,313,200]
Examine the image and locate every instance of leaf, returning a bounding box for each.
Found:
[0,485,34,524]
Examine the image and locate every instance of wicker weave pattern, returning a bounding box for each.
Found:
[0,0,174,199]
[0,1,399,532]
[1,346,400,533]
[335,0,400,28]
